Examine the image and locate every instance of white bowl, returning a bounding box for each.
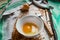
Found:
[16,16,44,37]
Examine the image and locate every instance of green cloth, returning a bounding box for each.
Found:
[0,19,3,40]
[0,0,60,40]
[6,0,26,11]
[48,0,60,40]
[0,0,11,9]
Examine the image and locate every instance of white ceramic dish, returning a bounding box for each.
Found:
[16,15,44,37]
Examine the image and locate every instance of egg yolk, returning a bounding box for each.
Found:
[22,22,38,34]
